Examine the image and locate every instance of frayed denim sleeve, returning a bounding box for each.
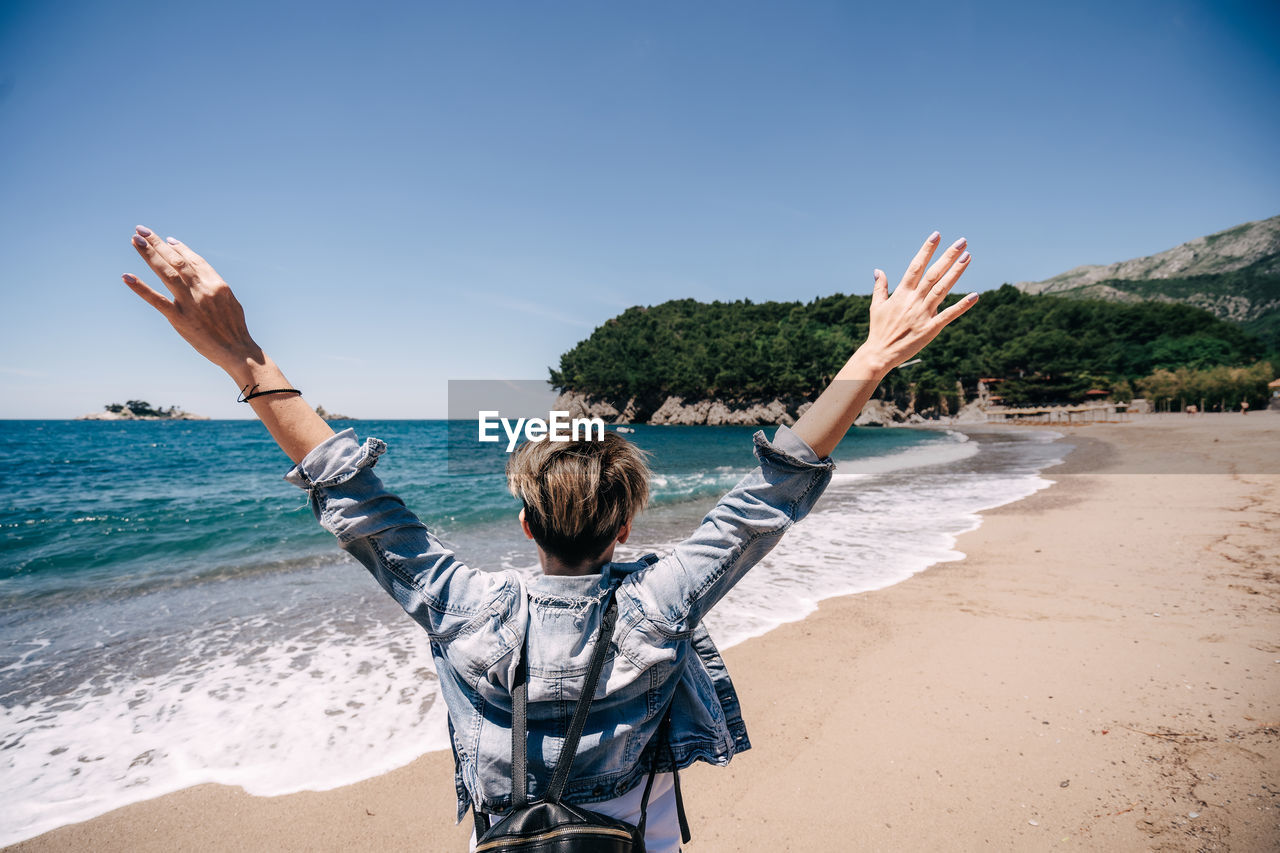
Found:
[625,424,834,633]
[285,429,513,641]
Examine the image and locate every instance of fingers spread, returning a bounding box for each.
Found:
[899,231,940,290]
[935,291,980,328]
[922,236,967,289]
[122,273,174,314]
[926,250,971,310]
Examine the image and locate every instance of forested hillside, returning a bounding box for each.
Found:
[550,286,1269,411]
[1034,261,1280,353]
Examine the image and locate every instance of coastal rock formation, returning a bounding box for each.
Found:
[315,405,355,421]
[950,399,989,424]
[852,399,906,427]
[554,391,627,422]
[648,395,798,426]
[647,395,699,425]
[553,390,911,427]
[78,410,210,421]
[78,401,209,421]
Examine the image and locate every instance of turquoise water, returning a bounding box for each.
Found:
[0,420,945,604]
[0,419,1065,845]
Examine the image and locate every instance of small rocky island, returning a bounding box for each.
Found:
[78,400,209,421]
[315,405,355,422]
[79,402,355,422]
[78,400,356,421]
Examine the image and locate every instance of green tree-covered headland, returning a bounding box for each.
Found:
[550,286,1274,418]
[554,216,1280,420]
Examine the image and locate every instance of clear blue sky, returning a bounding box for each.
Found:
[1,0,1277,418]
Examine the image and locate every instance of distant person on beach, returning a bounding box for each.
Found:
[120,226,978,851]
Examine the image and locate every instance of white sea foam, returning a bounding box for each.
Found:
[0,610,449,846]
[647,466,742,501]
[703,450,1059,648]
[0,429,1065,846]
[829,433,978,480]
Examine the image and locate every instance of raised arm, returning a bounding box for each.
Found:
[121,225,334,462]
[792,231,976,456]
[629,231,978,630]
[121,225,505,641]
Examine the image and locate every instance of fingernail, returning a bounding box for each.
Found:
[132,234,147,248]
[135,225,152,237]
[122,273,138,283]
[928,231,940,243]
[959,251,971,263]
[966,292,980,301]
[873,268,884,280]
[951,237,966,250]
[166,236,179,245]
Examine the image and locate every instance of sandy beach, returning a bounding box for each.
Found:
[9,413,1278,852]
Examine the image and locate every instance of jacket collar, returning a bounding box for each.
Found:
[525,554,660,596]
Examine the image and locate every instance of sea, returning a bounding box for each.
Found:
[0,419,1066,845]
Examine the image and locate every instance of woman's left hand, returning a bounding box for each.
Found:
[857,231,976,373]
[122,225,265,375]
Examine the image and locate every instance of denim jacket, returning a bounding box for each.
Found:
[284,425,834,821]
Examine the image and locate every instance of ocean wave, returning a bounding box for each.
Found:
[0,605,451,847]
[829,435,979,481]
[703,457,1059,648]
[647,466,746,503]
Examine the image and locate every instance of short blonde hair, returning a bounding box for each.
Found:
[506,433,651,565]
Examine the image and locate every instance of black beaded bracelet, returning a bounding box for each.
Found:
[238,383,303,403]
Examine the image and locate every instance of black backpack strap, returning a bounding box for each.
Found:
[509,643,531,808]
[479,617,534,834]
[472,808,490,838]
[635,764,659,840]
[544,585,620,803]
[635,700,692,845]
[633,702,669,842]
[671,738,691,845]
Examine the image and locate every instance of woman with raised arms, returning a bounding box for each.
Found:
[121,226,976,851]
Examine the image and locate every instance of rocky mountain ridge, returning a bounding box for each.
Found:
[1012,214,1280,351]
[1014,214,1280,295]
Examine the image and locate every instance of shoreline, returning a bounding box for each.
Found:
[0,420,1038,846]
[8,415,1278,851]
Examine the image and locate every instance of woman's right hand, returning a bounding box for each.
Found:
[121,224,334,462]
[122,225,266,376]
